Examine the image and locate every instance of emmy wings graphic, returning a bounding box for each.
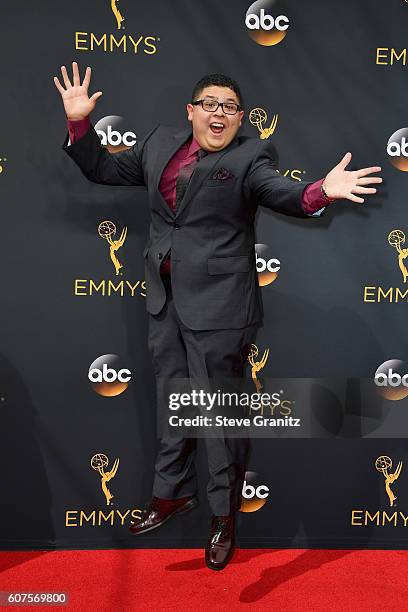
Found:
[111,0,125,30]
[249,107,279,140]
[388,229,408,283]
[248,343,269,394]
[375,455,403,507]
[91,453,120,506]
[98,220,127,276]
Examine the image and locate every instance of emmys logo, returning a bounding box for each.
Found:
[240,471,270,512]
[73,221,145,299]
[0,156,7,174]
[351,454,407,527]
[65,453,142,527]
[95,115,137,152]
[248,343,269,393]
[387,128,408,171]
[374,360,408,401]
[98,221,127,277]
[363,229,408,303]
[111,0,125,30]
[88,354,131,397]
[351,455,408,527]
[246,344,294,417]
[91,453,119,506]
[249,107,278,140]
[74,1,158,55]
[255,243,281,286]
[245,0,290,47]
[248,110,306,179]
[388,229,408,283]
[245,343,294,417]
[375,456,403,507]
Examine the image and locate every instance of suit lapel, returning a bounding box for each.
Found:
[153,128,191,216]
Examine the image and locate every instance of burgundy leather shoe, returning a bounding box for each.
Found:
[205,514,236,570]
[129,495,198,535]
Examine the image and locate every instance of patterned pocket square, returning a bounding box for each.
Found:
[211,167,235,180]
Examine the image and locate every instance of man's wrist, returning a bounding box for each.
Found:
[66,116,91,145]
[65,114,90,122]
[301,179,328,215]
[321,180,336,202]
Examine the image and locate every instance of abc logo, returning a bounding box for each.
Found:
[374,359,408,401]
[387,128,408,171]
[240,472,270,512]
[89,354,131,397]
[95,115,137,153]
[255,243,281,286]
[246,0,290,47]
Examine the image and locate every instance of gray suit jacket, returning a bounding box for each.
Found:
[63,124,319,330]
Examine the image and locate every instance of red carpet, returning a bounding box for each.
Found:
[0,549,407,611]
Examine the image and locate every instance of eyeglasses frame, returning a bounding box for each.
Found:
[191,99,242,115]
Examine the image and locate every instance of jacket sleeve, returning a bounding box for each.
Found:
[247,139,315,218]
[62,123,159,187]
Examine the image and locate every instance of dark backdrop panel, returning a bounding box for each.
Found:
[0,0,407,549]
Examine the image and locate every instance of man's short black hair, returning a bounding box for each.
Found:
[191,74,244,110]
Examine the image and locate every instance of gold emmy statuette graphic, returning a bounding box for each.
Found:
[91,453,120,506]
[98,220,127,276]
[375,455,403,507]
[111,0,125,30]
[249,108,279,140]
[248,344,269,394]
[388,229,408,283]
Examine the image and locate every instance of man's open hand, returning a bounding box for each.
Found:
[323,152,382,203]
[53,61,102,121]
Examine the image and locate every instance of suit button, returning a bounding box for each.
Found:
[174,223,180,229]
[158,252,163,259]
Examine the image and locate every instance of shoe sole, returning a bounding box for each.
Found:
[129,498,198,535]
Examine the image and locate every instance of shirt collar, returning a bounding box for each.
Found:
[187,136,203,157]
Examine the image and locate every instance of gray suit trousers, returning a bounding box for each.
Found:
[148,274,259,515]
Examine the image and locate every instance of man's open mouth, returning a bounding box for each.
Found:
[209,122,225,135]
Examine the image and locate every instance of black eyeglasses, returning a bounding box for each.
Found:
[192,99,242,115]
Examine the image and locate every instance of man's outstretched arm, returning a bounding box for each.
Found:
[62,117,157,187]
[248,140,382,217]
[54,61,153,187]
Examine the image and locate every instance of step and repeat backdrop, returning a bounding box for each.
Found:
[1,0,408,550]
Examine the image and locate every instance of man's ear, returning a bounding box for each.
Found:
[238,109,244,127]
[186,103,193,122]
